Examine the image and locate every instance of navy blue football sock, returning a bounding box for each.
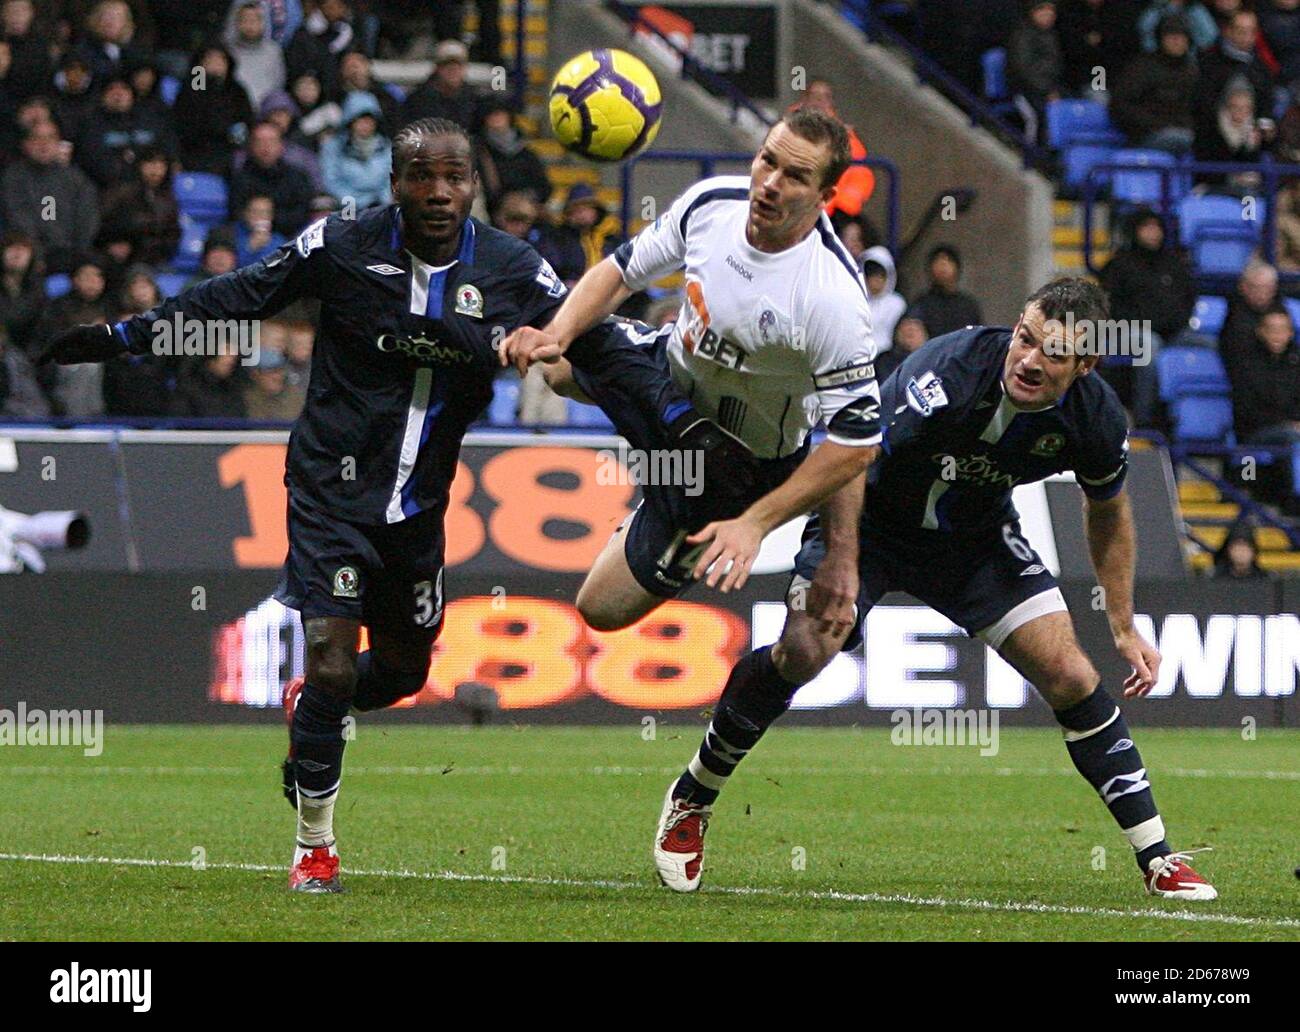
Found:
[351,651,429,711]
[674,646,802,805]
[290,683,351,800]
[1054,685,1170,870]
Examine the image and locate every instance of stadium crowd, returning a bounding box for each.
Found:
[0,0,606,424]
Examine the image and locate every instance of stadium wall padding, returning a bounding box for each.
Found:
[1,431,1292,727]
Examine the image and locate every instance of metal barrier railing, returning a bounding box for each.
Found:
[617,151,902,260]
[1081,157,1300,283]
[850,2,1038,168]
[1131,431,1300,549]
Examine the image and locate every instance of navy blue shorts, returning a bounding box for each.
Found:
[274,491,446,643]
[571,319,808,598]
[792,515,1065,650]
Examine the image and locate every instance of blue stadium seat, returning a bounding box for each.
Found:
[1063,139,1121,193]
[1191,296,1228,336]
[1171,394,1235,444]
[1046,98,1112,149]
[160,74,180,106]
[1178,194,1265,247]
[1284,297,1300,330]
[566,398,614,429]
[155,272,189,298]
[488,377,519,425]
[174,172,228,225]
[1177,194,1265,276]
[1156,345,1231,403]
[1110,148,1181,206]
[44,273,71,299]
[982,47,1008,100]
[173,214,208,273]
[1193,232,1257,276]
[383,82,406,104]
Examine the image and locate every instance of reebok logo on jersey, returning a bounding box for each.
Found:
[725,254,754,281]
[366,263,404,276]
[906,370,948,416]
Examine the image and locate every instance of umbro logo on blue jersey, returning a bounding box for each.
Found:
[1107,738,1135,755]
[366,263,405,276]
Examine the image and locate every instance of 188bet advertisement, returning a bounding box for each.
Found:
[0,430,1295,726]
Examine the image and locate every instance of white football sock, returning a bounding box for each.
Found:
[296,790,338,848]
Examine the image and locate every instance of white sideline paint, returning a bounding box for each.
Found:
[1,764,1297,780]
[0,851,1294,931]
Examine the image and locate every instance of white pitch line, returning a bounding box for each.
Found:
[0,851,1296,932]
[1,764,1298,781]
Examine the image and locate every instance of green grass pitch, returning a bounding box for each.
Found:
[0,724,1296,941]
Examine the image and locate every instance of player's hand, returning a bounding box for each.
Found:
[806,555,858,636]
[1115,627,1161,698]
[36,324,124,365]
[499,325,566,374]
[688,513,764,592]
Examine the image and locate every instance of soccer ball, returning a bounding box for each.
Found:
[549,49,663,162]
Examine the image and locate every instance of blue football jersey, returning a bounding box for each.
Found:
[116,206,568,525]
[868,326,1130,536]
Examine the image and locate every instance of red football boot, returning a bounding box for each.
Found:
[1145,849,1218,900]
[289,842,343,894]
[653,783,711,892]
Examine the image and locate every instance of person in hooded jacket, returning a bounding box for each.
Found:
[319,90,392,210]
[1214,521,1270,577]
[243,88,324,189]
[1231,305,1300,509]
[51,51,98,144]
[223,0,285,109]
[0,230,44,355]
[97,144,181,267]
[1100,208,1196,343]
[2,0,53,102]
[72,71,177,189]
[475,95,551,210]
[173,42,254,176]
[1100,208,1195,426]
[1112,12,1200,151]
[860,245,906,358]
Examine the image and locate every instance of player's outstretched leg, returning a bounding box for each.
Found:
[997,612,1217,900]
[288,617,359,893]
[655,609,844,891]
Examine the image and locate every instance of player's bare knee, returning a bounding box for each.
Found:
[773,624,840,685]
[575,589,635,632]
[1040,652,1099,709]
[307,648,357,698]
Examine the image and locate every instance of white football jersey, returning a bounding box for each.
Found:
[614,175,881,459]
